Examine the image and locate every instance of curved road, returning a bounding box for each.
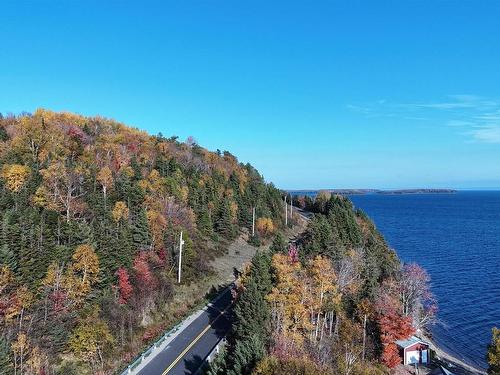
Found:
[138,289,233,375]
[136,209,309,375]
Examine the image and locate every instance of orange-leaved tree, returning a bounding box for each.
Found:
[375,283,415,368]
[256,217,275,237]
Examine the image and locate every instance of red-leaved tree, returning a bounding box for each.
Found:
[132,253,158,323]
[288,243,299,264]
[376,285,415,368]
[116,267,133,304]
[382,343,401,369]
[133,253,157,292]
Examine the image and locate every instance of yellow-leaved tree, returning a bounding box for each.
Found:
[267,253,311,344]
[1,164,30,193]
[1,164,30,210]
[308,256,340,343]
[39,161,87,221]
[5,286,34,330]
[96,166,113,209]
[112,201,129,223]
[256,217,275,237]
[64,244,99,305]
[68,309,114,371]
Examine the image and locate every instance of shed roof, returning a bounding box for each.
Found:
[395,336,429,349]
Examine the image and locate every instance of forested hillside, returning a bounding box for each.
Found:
[209,192,437,375]
[0,109,284,374]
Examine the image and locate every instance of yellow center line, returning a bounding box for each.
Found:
[161,305,230,375]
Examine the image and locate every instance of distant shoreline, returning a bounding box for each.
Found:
[288,188,458,195]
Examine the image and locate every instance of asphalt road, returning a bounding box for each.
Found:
[138,288,233,375]
[295,207,313,220]
[136,211,310,375]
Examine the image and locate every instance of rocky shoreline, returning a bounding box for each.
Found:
[420,332,487,375]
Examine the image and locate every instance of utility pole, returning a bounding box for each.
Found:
[252,207,256,236]
[178,231,185,284]
[290,195,293,220]
[284,196,288,226]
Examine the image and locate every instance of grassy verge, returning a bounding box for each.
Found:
[112,220,308,374]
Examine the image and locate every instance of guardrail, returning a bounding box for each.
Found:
[119,323,183,375]
[119,285,233,375]
[194,337,227,375]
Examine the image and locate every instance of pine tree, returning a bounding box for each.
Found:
[197,208,213,237]
[228,276,269,375]
[215,198,236,239]
[0,335,12,375]
[230,334,266,375]
[237,196,252,229]
[0,110,288,372]
[270,233,287,254]
[206,346,228,375]
[1,212,21,276]
[250,251,272,296]
[131,209,151,250]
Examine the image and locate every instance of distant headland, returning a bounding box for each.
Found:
[288,188,457,195]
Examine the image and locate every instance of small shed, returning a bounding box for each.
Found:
[395,336,430,365]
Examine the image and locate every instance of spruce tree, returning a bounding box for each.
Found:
[132,209,151,250]
[230,334,266,375]
[250,251,272,296]
[228,276,269,375]
[215,198,235,239]
[0,336,11,375]
[197,208,213,237]
[0,245,16,272]
[270,232,287,254]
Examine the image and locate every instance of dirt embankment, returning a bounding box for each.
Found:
[166,210,309,326]
[211,211,308,284]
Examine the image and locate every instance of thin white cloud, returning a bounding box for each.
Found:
[401,95,500,111]
[447,120,475,127]
[347,95,500,143]
[469,126,500,143]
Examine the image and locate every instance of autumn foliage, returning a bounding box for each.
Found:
[256,217,275,237]
[488,327,500,374]
[133,252,157,292]
[216,194,425,375]
[0,110,285,373]
[1,164,30,192]
[375,285,415,368]
[381,343,401,369]
[116,267,133,304]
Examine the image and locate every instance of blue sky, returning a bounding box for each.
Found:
[1,1,499,189]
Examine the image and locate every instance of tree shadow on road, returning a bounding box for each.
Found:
[183,354,205,374]
[181,300,232,375]
[205,283,227,301]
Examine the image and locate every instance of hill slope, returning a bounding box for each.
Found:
[0,109,284,374]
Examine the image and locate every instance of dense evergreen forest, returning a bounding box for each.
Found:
[209,191,439,375]
[0,110,285,374]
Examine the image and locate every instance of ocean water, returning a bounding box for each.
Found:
[347,191,500,370]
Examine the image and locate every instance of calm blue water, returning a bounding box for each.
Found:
[348,191,500,370]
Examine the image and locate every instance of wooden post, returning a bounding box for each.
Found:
[284,196,288,226]
[252,207,255,236]
[178,231,185,284]
[362,313,367,361]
